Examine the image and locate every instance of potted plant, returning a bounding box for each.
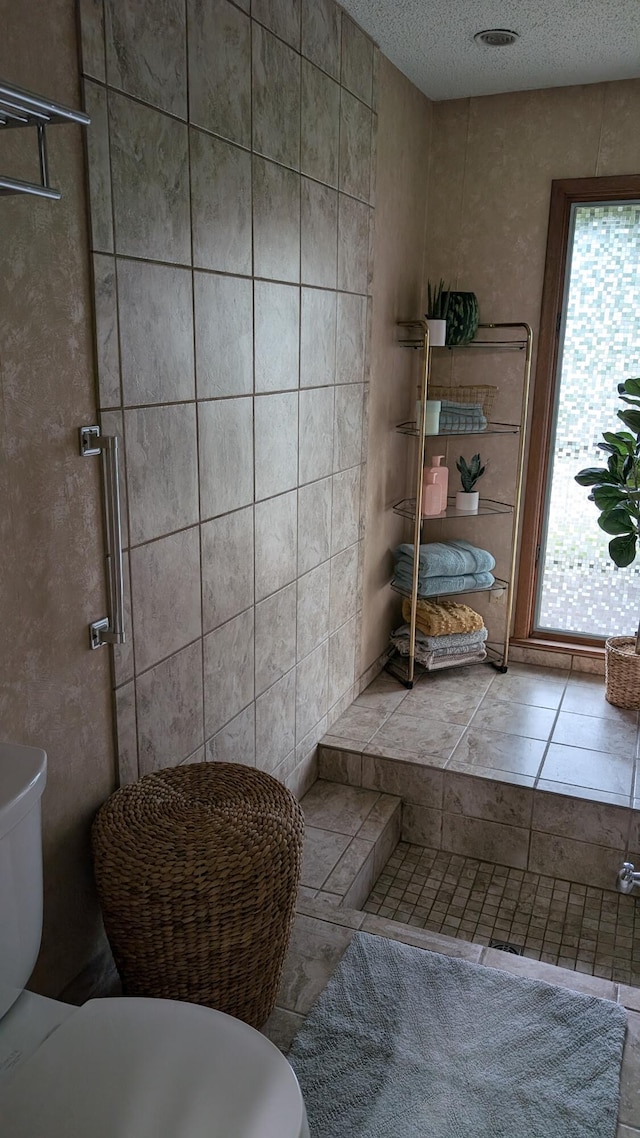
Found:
[575,375,640,706]
[425,279,450,347]
[455,453,485,512]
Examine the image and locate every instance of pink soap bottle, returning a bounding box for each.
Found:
[427,455,449,511]
[421,470,442,517]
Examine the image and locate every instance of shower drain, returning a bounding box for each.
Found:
[488,939,524,955]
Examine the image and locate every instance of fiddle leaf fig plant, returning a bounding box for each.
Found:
[575,376,640,652]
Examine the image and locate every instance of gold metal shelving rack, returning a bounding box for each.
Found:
[386,320,534,688]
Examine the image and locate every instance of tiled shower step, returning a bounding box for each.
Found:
[317,743,639,895]
[298,780,401,912]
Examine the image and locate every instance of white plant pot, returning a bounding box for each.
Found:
[456,490,479,512]
[426,318,447,347]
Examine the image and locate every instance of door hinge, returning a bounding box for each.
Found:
[535,543,541,565]
[556,312,562,336]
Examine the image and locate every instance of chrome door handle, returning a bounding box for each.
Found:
[80,424,126,648]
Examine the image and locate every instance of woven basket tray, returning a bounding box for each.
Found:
[92,762,304,1028]
[428,384,497,419]
[605,636,640,709]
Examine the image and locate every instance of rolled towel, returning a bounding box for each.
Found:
[395,540,496,578]
[402,598,485,636]
[393,571,496,597]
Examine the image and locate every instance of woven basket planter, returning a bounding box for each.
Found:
[605,636,640,709]
[92,762,304,1028]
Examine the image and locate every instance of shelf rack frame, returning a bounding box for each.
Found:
[388,320,534,687]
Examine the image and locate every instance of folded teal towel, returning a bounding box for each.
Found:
[440,400,487,433]
[392,570,495,597]
[395,540,496,577]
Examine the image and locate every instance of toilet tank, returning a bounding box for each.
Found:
[0,744,47,1020]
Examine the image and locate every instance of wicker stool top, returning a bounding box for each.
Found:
[94,762,303,862]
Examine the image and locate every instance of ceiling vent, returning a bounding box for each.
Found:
[474,28,520,47]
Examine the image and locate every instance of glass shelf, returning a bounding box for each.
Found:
[396,419,520,437]
[393,496,513,522]
[390,577,508,601]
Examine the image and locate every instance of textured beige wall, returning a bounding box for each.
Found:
[0,0,116,996]
[360,55,432,674]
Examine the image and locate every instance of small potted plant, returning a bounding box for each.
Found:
[425,279,450,347]
[455,453,485,512]
[575,375,640,706]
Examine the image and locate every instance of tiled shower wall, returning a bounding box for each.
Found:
[79,0,377,793]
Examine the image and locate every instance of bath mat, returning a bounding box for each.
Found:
[287,931,627,1138]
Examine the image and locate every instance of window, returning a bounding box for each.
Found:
[515,176,640,646]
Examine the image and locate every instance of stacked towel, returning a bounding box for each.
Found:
[393,540,495,597]
[390,624,487,670]
[401,598,484,636]
[439,400,487,434]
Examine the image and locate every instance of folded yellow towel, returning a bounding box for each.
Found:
[402,597,484,636]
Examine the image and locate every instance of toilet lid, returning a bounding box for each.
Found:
[0,997,305,1138]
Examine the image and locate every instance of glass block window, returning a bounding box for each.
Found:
[536,201,640,639]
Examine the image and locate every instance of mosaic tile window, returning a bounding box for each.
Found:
[537,202,640,638]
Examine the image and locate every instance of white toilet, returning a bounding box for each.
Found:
[0,743,309,1137]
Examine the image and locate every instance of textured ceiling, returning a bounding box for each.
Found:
[338,0,640,101]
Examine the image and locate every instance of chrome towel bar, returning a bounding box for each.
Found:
[0,78,90,200]
[80,425,126,650]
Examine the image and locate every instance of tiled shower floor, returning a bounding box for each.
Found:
[365,842,640,985]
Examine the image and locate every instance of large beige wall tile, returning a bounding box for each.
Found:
[198,397,254,518]
[301,178,338,287]
[299,387,334,483]
[190,132,252,274]
[187,0,251,146]
[136,641,204,772]
[110,93,190,263]
[301,0,340,80]
[301,59,340,186]
[300,288,337,387]
[201,507,254,632]
[297,561,331,660]
[255,582,297,694]
[204,607,255,736]
[117,260,194,405]
[340,13,373,106]
[254,280,300,391]
[254,490,298,601]
[298,476,332,573]
[339,89,372,202]
[125,404,199,545]
[194,272,253,399]
[254,391,299,499]
[255,668,297,773]
[252,23,300,169]
[252,0,300,48]
[105,0,187,117]
[207,704,256,766]
[130,527,202,671]
[253,156,301,281]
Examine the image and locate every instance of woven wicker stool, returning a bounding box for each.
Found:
[92,762,304,1028]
